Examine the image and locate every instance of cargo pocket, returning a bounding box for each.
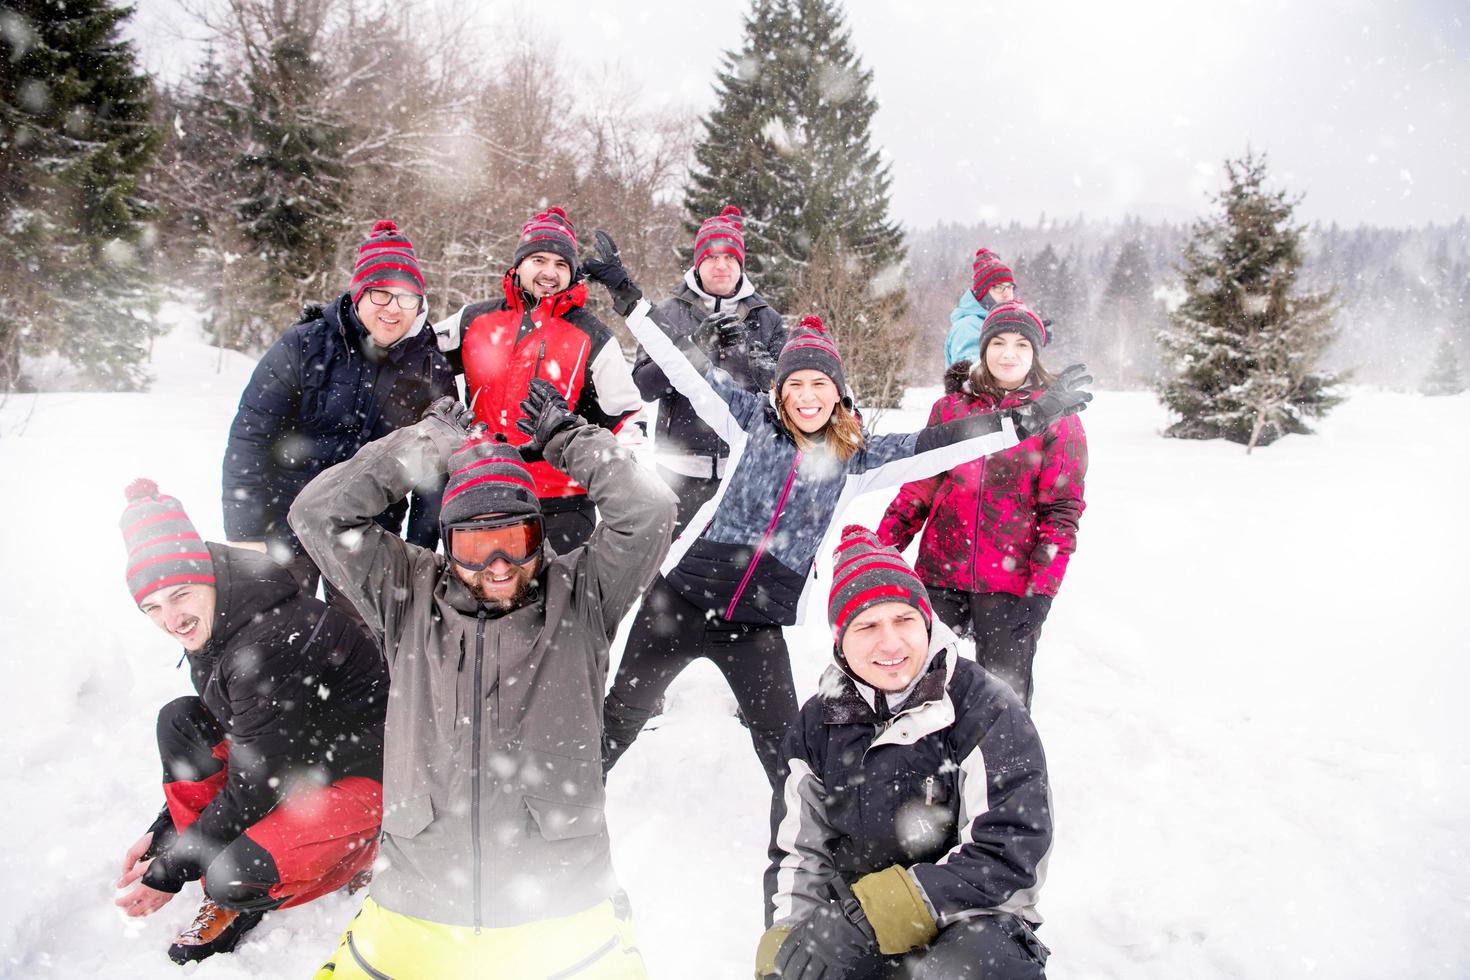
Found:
[524,796,606,841]
[380,792,433,839]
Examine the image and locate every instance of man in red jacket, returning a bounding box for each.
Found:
[432,206,643,551]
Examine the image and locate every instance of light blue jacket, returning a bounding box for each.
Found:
[943,289,995,366]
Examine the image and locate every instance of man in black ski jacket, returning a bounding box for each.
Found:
[113,481,387,965]
[221,219,455,611]
[630,204,788,533]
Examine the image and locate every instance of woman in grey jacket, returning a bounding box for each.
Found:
[583,233,1091,786]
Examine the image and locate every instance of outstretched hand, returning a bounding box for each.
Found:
[580,231,643,316]
[516,378,582,458]
[1012,363,1092,439]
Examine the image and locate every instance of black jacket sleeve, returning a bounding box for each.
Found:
[221,332,304,541]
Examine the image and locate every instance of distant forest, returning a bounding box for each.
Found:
[900,218,1470,391]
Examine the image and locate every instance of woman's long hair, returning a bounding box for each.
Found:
[777,397,864,462]
[968,340,1055,400]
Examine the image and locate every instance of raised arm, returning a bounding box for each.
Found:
[289,398,471,639]
[516,379,676,637]
[582,231,762,438]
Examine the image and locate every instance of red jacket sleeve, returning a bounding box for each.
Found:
[877,397,949,552]
[1027,414,1087,596]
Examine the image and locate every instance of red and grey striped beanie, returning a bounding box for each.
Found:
[512,206,578,270]
[776,315,850,405]
[694,204,746,269]
[440,436,541,527]
[120,479,215,606]
[971,247,1014,301]
[828,525,932,654]
[979,300,1049,350]
[350,219,425,304]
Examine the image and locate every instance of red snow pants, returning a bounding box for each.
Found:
[158,696,382,911]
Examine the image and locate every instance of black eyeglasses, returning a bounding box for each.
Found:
[364,288,423,311]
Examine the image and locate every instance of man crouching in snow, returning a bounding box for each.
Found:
[756,526,1053,980]
[113,481,387,964]
[291,385,675,978]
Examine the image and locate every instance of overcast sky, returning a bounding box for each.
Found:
[127,0,1470,229]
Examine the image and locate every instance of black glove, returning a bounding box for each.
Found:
[692,310,748,356]
[1010,363,1093,439]
[516,378,582,458]
[774,899,885,980]
[580,230,643,316]
[1011,594,1053,640]
[423,395,475,434]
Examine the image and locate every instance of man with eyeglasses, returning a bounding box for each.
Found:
[291,380,676,978]
[222,219,456,617]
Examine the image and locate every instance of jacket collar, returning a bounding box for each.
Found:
[499,271,588,321]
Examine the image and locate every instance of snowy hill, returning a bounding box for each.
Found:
[1,308,1467,978]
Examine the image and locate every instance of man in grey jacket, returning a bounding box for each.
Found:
[291,380,676,978]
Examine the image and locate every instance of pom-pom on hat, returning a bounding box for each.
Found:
[776,315,850,407]
[970,247,1014,301]
[440,436,542,529]
[828,525,933,657]
[979,300,1049,351]
[694,204,747,269]
[350,219,425,304]
[512,205,579,271]
[120,479,215,606]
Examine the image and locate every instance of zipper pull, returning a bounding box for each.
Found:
[923,775,937,806]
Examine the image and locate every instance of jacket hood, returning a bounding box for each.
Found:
[198,542,302,655]
[950,288,991,327]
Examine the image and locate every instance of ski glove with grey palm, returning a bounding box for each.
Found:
[516,378,582,459]
[581,231,643,316]
[1011,363,1093,439]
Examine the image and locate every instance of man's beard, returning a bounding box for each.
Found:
[465,565,538,611]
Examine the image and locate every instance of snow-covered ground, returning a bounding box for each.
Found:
[1,307,1467,978]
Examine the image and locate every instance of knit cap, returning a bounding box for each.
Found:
[775,315,850,406]
[512,206,579,270]
[694,204,747,269]
[120,479,215,606]
[979,300,1049,351]
[349,219,425,304]
[828,525,933,656]
[970,247,1014,301]
[440,436,542,527]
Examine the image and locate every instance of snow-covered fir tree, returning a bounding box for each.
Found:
[684,0,909,405]
[1158,151,1341,451]
[0,0,160,391]
[1098,236,1162,388]
[1420,334,1466,396]
[233,27,348,320]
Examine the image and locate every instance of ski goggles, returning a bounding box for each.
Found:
[445,516,544,570]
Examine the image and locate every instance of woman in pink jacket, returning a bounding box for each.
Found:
[878,301,1087,707]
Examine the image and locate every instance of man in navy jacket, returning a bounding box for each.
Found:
[221,220,455,612]
[757,526,1052,980]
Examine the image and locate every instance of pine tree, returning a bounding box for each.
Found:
[1097,237,1161,388]
[684,0,908,406]
[1420,334,1465,396]
[1,0,160,390]
[233,27,349,321]
[1158,150,1341,451]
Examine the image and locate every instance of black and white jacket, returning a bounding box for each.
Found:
[764,622,1052,930]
